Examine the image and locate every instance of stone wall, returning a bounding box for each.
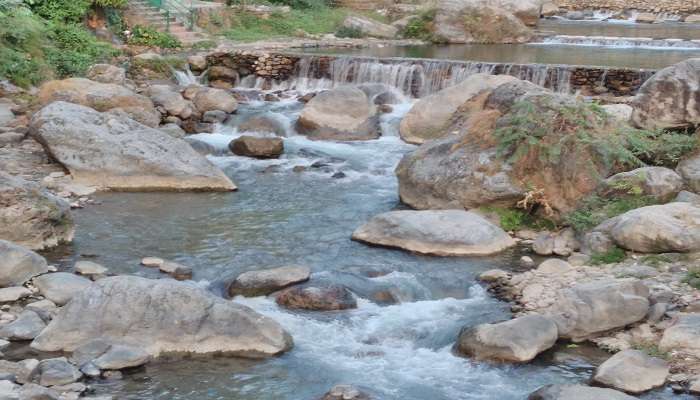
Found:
[553,0,700,15]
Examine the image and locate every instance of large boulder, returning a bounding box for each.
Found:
[433,0,533,44]
[146,85,193,120]
[0,241,49,291]
[677,152,700,193]
[528,384,636,400]
[631,58,700,130]
[659,313,700,357]
[31,276,293,358]
[227,266,311,297]
[297,87,378,141]
[545,279,650,341]
[454,315,558,362]
[341,16,398,39]
[229,136,284,159]
[192,88,238,114]
[600,166,684,203]
[352,210,515,256]
[590,203,700,253]
[37,78,160,127]
[592,349,669,394]
[397,87,617,216]
[30,102,236,192]
[239,115,288,137]
[0,173,74,251]
[33,272,92,306]
[399,74,516,144]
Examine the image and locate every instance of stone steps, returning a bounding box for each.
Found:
[127,0,207,45]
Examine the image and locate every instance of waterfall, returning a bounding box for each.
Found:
[173,65,207,86]
[536,35,700,49]
[236,55,577,97]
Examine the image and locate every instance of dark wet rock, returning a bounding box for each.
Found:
[0,241,49,287]
[455,315,558,363]
[31,276,293,358]
[0,173,74,251]
[30,102,236,192]
[352,210,515,256]
[592,349,669,394]
[227,266,311,297]
[33,272,92,306]
[37,358,81,387]
[229,136,284,159]
[528,384,636,400]
[275,285,357,311]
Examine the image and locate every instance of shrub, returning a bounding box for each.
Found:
[684,267,700,289]
[128,25,181,48]
[402,9,435,40]
[590,246,626,265]
[335,25,364,38]
[225,8,347,42]
[480,206,555,232]
[45,23,116,77]
[565,194,657,232]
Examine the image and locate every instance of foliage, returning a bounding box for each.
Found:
[45,23,116,77]
[23,0,127,23]
[632,342,669,359]
[191,39,217,50]
[335,25,364,38]
[265,0,331,10]
[480,206,555,232]
[565,194,657,232]
[402,9,435,40]
[128,25,181,48]
[640,254,674,267]
[224,8,347,42]
[684,266,700,289]
[590,246,626,265]
[130,56,186,77]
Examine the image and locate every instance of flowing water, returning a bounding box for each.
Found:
[539,19,700,40]
[44,91,690,399]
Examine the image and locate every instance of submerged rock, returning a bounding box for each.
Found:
[238,115,288,137]
[528,384,636,400]
[275,285,357,311]
[455,315,558,363]
[0,173,74,251]
[30,102,236,192]
[546,279,649,341]
[229,136,284,159]
[352,210,515,256]
[321,384,371,400]
[33,272,92,306]
[37,78,159,127]
[631,58,700,130]
[590,203,700,253]
[227,266,311,297]
[297,86,378,141]
[399,74,516,144]
[0,241,49,287]
[592,349,669,394]
[31,276,293,358]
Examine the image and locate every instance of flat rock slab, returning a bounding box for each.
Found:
[74,261,108,277]
[592,349,669,394]
[352,210,515,256]
[33,272,92,306]
[228,266,311,297]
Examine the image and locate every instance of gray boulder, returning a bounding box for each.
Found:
[86,64,126,85]
[37,78,159,127]
[297,87,378,141]
[546,279,650,341]
[677,152,700,193]
[31,276,293,358]
[659,313,700,357]
[33,273,92,306]
[352,210,515,256]
[192,88,238,114]
[0,241,48,287]
[0,380,18,400]
[72,339,149,370]
[229,136,284,159]
[591,202,700,253]
[399,74,516,144]
[0,359,39,384]
[159,123,186,139]
[0,287,32,303]
[592,349,669,394]
[37,358,81,387]
[0,173,74,251]
[631,58,700,130]
[601,166,683,203]
[18,383,60,400]
[455,315,558,362]
[146,85,193,119]
[239,115,287,137]
[30,102,236,192]
[0,310,46,341]
[528,384,636,400]
[227,266,311,297]
[433,0,532,44]
[341,16,397,39]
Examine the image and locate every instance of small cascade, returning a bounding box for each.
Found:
[537,35,700,49]
[237,55,578,96]
[173,65,207,86]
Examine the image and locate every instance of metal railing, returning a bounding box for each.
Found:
[142,0,197,31]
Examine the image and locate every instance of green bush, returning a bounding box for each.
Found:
[24,0,127,23]
[480,206,556,232]
[46,23,116,77]
[335,25,364,38]
[128,25,181,48]
[402,9,435,40]
[590,246,626,265]
[225,8,347,42]
[565,194,657,233]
